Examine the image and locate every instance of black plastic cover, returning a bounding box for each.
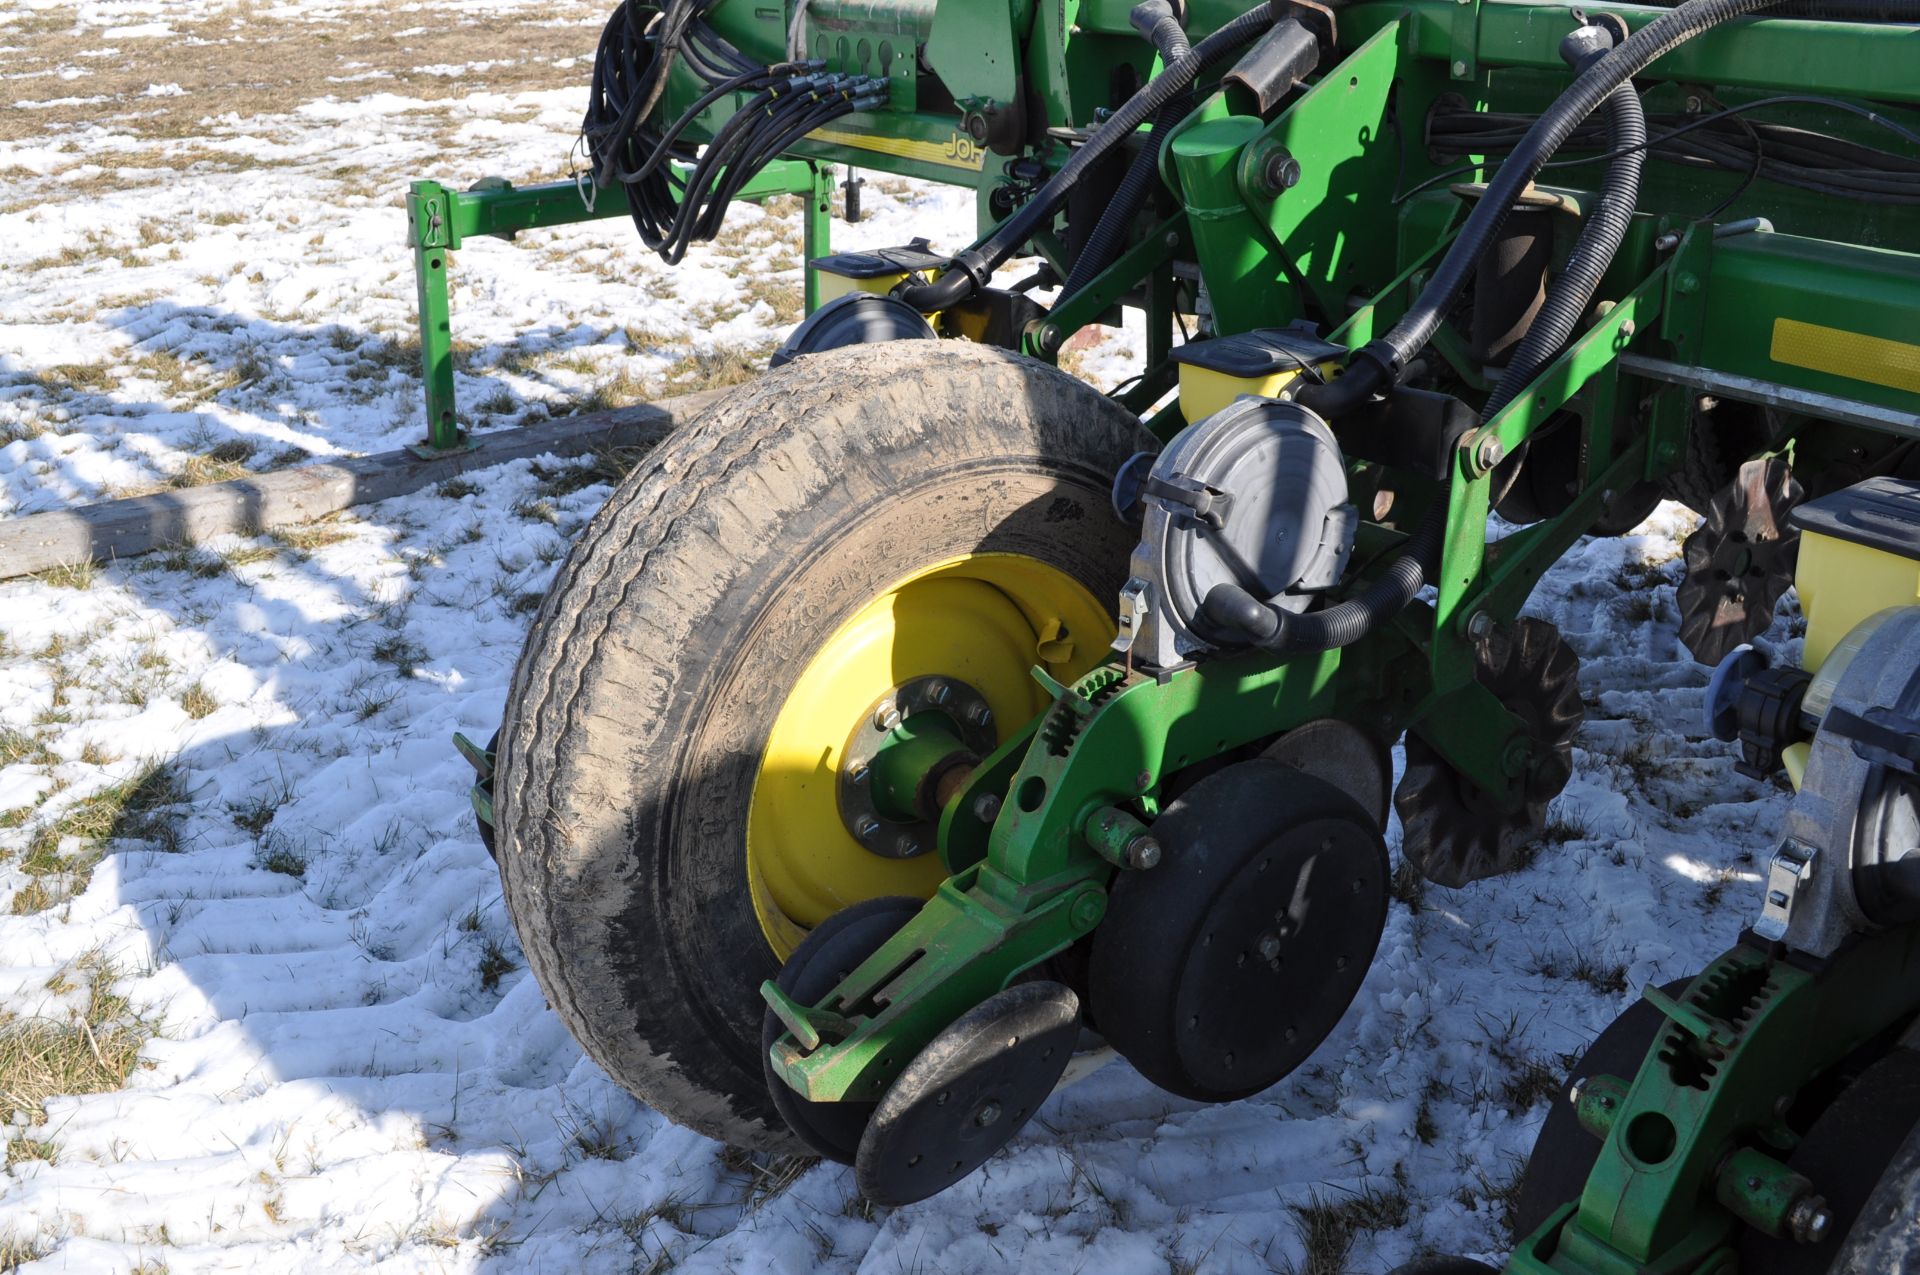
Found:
[1171,324,1348,377]
[1789,474,1920,563]
[806,238,947,280]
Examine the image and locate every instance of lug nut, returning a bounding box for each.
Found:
[973,1101,1001,1127]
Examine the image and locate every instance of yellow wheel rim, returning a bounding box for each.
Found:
[747,552,1113,958]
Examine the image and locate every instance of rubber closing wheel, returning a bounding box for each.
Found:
[1738,1044,1920,1275]
[1512,978,1695,1239]
[854,981,1079,1205]
[762,896,923,1163]
[1089,759,1390,1103]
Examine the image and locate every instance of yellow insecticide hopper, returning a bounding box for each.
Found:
[807,241,949,305]
[1792,475,1920,675]
[1172,327,1347,422]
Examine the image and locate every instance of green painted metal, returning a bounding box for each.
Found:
[1506,928,1920,1273]
[406,163,825,451]
[418,0,1920,1238]
[868,715,969,822]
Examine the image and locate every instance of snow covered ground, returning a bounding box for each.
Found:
[0,3,1798,1271]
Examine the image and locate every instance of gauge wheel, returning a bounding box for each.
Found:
[493,341,1152,1151]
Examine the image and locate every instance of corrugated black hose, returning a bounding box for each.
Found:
[1209,0,1785,652]
[894,1,1280,312]
[1484,27,1647,426]
[1295,0,1795,424]
[1058,1,1193,297]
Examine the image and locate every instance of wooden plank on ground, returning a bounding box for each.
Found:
[0,391,725,582]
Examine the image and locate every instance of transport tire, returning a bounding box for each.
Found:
[493,342,1152,1149]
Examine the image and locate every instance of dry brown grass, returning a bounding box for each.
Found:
[0,952,150,1130]
[0,7,604,160]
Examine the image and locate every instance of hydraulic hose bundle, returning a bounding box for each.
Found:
[582,0,887,263]
[895,0,1282,312]
[1059,1,1194,297]
[1212,0,1793,653]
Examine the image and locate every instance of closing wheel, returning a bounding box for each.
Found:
[493,342,1151,1151]
[1511,977,1696,1240]
[761,896,922,1163]
[854,980,1081,1206]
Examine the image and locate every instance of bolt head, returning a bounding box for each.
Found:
[894,833,921,857]
[1467,611,1496,640]
[972,792,1002,823]
[1789,1196,1833,1245]
[1261,152,1302,195]
[1257,933,1281,961]
[874,702,902,731]
[856,815,881,839]
[850,763,871,785]
[1127,836,1162,870]
[1134,769,1153,792]
[925,680,950,705]
[973,1101,1001,1128]
[1452,59,1469,76]
[1475,436,1505,470]
[968,703,994,727]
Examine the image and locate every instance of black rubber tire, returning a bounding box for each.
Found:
[493,342,1153,1151]
[1512,977,1695,1240]
[1738,1045,1920,1275]
[762,896,923,1164]
[1089,760,1390,1103]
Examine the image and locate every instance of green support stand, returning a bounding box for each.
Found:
[406,160,832,457]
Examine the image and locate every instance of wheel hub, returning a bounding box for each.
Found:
[838,675,996,858]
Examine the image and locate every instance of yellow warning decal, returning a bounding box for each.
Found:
[1771,317,1920,396]
[807,127,987,172]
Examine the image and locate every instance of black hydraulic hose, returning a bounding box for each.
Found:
[1480,31,1647,424]
[1297,0,1789,421]
[1653,0,1920,14]
[1210,0,1773,654]
[896,0,1279,311]
[1060,2,1193,297]
[1201,509,1445,651]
